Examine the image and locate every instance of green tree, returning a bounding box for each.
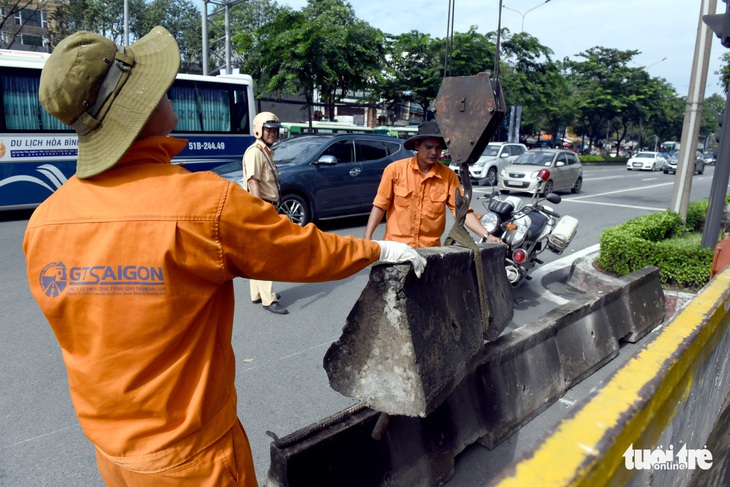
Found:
[498,31,571,143]
[443,26,496,77]
[566,47,640,152]
[139,0,201,72]
[377,30,442,121]
[253,0,384,124]
[377,27,498,123]
[700,92,725,151]
[227,0,282,75]
[50,0,199,71]
[651,92,684,145]
[614,68,675,151]
[50,0,143,44]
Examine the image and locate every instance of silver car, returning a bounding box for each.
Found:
[449,142,527,186]
[498,149,583,194]
[662,151,705,175]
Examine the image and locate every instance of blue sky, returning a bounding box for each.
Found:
[278,0,726,97]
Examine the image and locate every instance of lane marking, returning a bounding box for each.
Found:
[10,426,72,447]
[239,337,338,374]
[583,176,625,181]
[565,182,674,201]
[560,200,666,212]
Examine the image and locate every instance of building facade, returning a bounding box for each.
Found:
[0,0,61,52]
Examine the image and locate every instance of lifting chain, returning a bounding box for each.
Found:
[444,162,491,338]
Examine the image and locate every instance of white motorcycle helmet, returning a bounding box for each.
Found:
[253,111,282,140]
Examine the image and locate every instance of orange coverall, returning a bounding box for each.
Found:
[23,136,381,485]
[373,156,466,248]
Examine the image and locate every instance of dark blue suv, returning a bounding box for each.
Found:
[211,134,412,226]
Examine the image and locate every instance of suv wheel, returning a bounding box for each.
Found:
[279,194,311,226]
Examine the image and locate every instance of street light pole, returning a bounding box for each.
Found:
[645,57,668,69]
[503,0,552,32]
[632,57,668,70]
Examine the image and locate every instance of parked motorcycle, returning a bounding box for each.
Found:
[478,168,579,287]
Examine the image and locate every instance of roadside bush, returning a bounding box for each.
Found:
[653,235,712,289]
[685,199,708,230]
[580,155,628,164]
[598,203,717,290]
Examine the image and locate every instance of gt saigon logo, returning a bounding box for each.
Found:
[623,443,713,471]
[39,262,167,298]
[40,262,68,297]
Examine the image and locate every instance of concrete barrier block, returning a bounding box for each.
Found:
[268,267,666,487]
[323,244,513,418]
[567,260,666,343]
[566,253,623,292]
[476,324,566,448]
[617,266,666,342]
[548,298,620,387]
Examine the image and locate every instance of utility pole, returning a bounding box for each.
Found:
[201,0,245,76]
[702,0,730,247]
[671,0,717,223]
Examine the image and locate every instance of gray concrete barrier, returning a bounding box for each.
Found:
[266,264,666,487]
[492,266,730,487]
[324,244,514,418]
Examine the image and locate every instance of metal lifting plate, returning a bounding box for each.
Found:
[432,73,507,165]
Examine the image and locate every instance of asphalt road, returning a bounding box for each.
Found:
[0,164,721,486]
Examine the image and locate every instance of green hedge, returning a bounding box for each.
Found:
[580,155,628,164]
[598,201,723,290]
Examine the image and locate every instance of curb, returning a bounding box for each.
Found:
[567,251,696,320]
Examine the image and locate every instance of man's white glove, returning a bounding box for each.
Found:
[374,240,427,278]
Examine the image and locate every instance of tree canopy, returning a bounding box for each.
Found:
[42,0,722,148]
[50,0,201,70]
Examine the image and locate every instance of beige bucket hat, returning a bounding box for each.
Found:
[39,26,180,179]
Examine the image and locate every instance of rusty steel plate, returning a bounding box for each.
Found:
[433,73,507,164]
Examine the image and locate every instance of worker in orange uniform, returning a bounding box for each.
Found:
[364,120,502,247]
[23,27,425,486]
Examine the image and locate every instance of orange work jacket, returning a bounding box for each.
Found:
[23,136,380,472]
[373,156,465,248]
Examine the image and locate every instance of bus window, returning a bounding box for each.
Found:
[232,89,250,134]
[1,71,67,131]
[169,82,232,132]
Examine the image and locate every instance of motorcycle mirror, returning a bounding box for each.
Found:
[546,193,561,204]
[537,168,551,181]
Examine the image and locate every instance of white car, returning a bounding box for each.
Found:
[449,142,527,186]
[626,151,666,171]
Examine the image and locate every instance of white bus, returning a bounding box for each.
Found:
[0,49,257,210]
